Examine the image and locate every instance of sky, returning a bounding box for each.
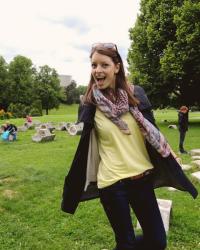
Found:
[0,0,140,85]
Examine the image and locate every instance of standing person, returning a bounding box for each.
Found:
[61,43,198,250]
[178,106,189,154]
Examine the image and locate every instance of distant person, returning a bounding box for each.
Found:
[26,115,32,123]
[0,124,10,141]
[178,106,189,154]
[4,121,17,141]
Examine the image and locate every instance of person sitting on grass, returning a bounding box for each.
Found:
[4,121,18,141]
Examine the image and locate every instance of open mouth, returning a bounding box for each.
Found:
[96,77,106,86]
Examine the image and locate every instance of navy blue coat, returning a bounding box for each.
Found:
[61,86,198,214]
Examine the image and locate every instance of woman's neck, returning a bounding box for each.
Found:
[103,87,117,103]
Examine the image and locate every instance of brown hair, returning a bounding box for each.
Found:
[84,46,139,106]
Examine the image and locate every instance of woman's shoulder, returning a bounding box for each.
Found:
[79,103,96,123]
[132,85,152,110]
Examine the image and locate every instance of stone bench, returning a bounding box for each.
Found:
[136,199,172,233]
[32,128,56,142]
[168,124,177,129]
[55,122,72,131]
[67,122,83,136]
[191,171,200,182]
[190,149,200,156]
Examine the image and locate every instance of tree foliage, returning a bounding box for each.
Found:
[64,81,87,104]
[128,0,200,108]
[7,55,35,105]
[35,65,61,115]
[0,55,61,117]
[0,54,87,117]
[0,56,8,110]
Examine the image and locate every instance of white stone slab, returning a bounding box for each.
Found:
[191,171,200,181]
[190,149,200,156]
[136,199,172,233]
[168,187,177,191]
[168,124,177,129]
[181,164,192,171]
[191,156,200,160]
[192,160,200,168]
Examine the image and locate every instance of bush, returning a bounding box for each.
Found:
[8,102,42,118]
[190,106,200,112]
[0,109,13,120]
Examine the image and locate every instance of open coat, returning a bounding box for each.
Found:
[61,86,198,214]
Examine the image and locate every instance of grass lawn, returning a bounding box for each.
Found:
[0,105,200,250]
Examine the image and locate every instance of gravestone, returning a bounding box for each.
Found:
[136,199,172,233]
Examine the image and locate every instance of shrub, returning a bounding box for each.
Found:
[8,101,43,118]
[0,109,13,120]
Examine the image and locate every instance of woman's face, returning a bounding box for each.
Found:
[91,52,120,90]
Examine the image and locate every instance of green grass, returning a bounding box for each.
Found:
[0,105,200,250]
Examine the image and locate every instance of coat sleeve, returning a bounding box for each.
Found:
[61,104,96,214]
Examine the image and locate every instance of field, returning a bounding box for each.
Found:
[0,105,200,250]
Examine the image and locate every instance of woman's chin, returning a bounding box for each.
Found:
[97,83,105,89]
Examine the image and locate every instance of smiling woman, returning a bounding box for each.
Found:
[61,43,198,250]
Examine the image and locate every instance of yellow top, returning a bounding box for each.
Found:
[94,108,153,189]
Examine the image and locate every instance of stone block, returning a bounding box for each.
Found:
[191,171,200,181]
[190,149,200,156]
[136,199,172,233]
[167,187,177,191]
[68,122,83,136]
[181,164,192,171]
[191,156,200,160]
[168,124,177,129]
[32,128,55,142]
[192,160,200,168]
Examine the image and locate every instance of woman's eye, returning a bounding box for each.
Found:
[102,64,108,68]
[91,64,96,69]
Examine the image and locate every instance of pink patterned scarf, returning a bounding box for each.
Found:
[93,85,170,158]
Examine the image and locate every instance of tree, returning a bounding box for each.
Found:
[0,56,8,110]
[128,0,200,108]
[160,0,200,106]
[64,81,87,104]
[64,80,77,104]
[35,65,61,115]
[7,55,35,106]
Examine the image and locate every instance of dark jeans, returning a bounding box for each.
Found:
[179,130,186,151]
[99,175,167,250]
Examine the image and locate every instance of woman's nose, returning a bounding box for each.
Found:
[95,65,102,73]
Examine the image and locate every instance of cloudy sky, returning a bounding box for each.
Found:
[0,0,140,85]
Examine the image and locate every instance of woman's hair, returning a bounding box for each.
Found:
[84,45,139,106]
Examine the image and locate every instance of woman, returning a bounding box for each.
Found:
[61,43,198,250]
[178,106,189,154]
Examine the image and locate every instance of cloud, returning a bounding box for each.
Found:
[0,0,140,84]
